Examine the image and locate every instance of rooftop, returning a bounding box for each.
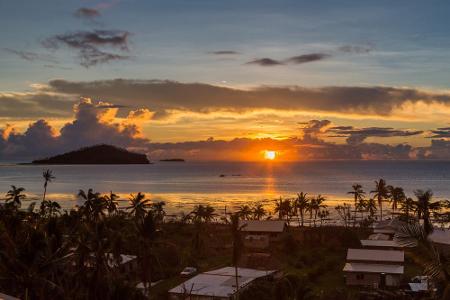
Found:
[169,267,277,298]
[240,220,286,233]
[346,248,404,263]
[360,240,403,248]
[343,262,404,274]
[429,228,450,245]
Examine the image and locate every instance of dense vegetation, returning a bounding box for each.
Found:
[32,144,150,164]
[0,171,449,299]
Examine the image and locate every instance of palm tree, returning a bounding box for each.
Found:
[395,223,450,298]
[5,185,26,208]
[42,169,55,202]
[237,205,252,220]
[191,204,217,223]
[371,178,389,220]
[348,184,365,227]
[126,192,151,221]
[311,195,326,227]
[400,197,415,223]
[387,186,406,216]
[294,192,309,227]
[414,189,441,234]
[78,189,107,221]
[251,203,266,220]
[356,198,367,222]
[366,198,377,219]
[230,213,245,300]
[103,191,119,215]
[274,198,292,224]
[151,201,166,223]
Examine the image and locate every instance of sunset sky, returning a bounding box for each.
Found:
[2,0,450,161]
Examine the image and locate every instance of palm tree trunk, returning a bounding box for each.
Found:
[235,265,239,300]
[353,197,357,227]
[43,184,47,202]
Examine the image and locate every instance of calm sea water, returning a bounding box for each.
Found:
[1,161,449,214]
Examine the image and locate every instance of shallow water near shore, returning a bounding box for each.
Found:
[1,160,450,214]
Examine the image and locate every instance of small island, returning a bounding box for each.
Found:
[159,158,185,162]
[32,144,150,164]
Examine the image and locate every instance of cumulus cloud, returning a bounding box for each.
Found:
[45,79,450,117]
[42,30,131,67]
[328,126,423,145]
[0,98,149,161]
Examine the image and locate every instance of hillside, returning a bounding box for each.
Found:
[32,144,150,164]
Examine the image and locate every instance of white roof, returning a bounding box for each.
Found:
[0,293,19,300]
[373,219,404,230]
[347,248,404,263]
[360,240,403,248]
[429,229,450,245]
[368,233,391,240]
[343,262,404,274]
[373,228,396,234]
[169,267,277,298]
[106,253,136,267]
[240,220,286,233]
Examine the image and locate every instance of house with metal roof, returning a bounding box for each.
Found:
[343,248,405,287]
[360,239,404,249]
[429,228,450,255]
[240,220,287,248]
[168,267,277,300]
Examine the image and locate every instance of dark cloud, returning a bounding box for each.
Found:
[0,93,74,118]
[45,79,450,117]
[3,48,57,63]
[42,30,131,67]
[209,50,239,55]
[328,126,423,145]
[428,127,450,138]
[284,53,330,64]
[246,58,283,66]
[74,7,101,20]
[338,45,374,54]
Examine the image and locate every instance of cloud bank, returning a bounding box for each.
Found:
[44,79,450,117]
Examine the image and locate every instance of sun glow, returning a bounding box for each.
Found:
[264,150,277,160]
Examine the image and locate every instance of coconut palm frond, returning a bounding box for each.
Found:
[394,222,427,247]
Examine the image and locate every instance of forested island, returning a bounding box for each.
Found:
[32,144,150,164]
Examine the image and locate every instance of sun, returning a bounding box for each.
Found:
[264,150,277,160]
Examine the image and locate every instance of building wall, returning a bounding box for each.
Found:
[386,274,401,287]
[345,273,380,287]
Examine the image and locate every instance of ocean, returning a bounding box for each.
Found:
[1,160,449,215]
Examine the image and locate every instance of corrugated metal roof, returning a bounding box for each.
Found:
[169,267,276,298]
[368,233,391,240]
[429,229,450,245]
[343,262,404,274]
[0,293,20,300]
[347,248,404,262]
[360,240,403,248]
[240,220,286,233]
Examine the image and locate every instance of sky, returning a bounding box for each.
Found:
[2,0,450,161]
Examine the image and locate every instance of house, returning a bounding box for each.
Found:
[343,248,404,287]
[240,220,287,248]
[0,293,20,300]
[429,228,450,255]
[168,267,277,300]
[360,239,404,249]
